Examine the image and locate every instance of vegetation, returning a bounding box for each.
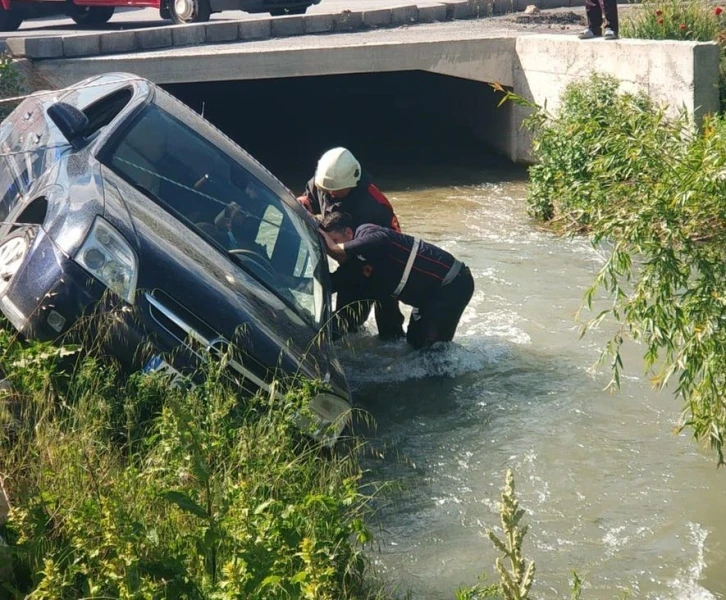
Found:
[621,0,726,110]
[0,327,376,599]
[0,53,26,121]
[508,72,726,464]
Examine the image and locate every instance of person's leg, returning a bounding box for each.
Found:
[333,291,373,339]
[583,0,603,36]
[405,268,475,349]
[374,297,405,340]
[602,0,618,35]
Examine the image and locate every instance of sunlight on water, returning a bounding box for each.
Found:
[335,165,726,600]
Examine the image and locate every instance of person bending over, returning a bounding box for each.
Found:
[319,212,475,349]
[297,147,404,340]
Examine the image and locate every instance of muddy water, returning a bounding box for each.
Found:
[333,162,726,599]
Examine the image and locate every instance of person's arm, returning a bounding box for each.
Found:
[319,229,349,263]
[363,183,401,231]
[297,177,321,215]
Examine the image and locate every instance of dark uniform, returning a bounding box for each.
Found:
[299,172,405,339]
[337,224,475,349]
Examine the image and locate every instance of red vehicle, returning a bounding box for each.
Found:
[0,0,320,30]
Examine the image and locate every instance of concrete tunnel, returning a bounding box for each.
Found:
[162,70,516,194]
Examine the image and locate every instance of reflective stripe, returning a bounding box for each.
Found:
[392,237,420,298]
[441,260,462,286]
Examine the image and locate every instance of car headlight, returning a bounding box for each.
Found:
[74,217,138,304]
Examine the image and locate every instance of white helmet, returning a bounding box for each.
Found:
[314,147,361,191]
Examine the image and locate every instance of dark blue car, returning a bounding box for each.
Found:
[0,72,351,443]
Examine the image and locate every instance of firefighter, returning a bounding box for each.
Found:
[319,212,475,350]
[297,147,404,340]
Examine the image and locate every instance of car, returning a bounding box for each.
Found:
[0,0,320,31]
[0,72,351,443]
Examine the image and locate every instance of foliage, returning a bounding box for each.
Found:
[0,53,26,121]
[521,74,671,226]
[511,72,726,464]
[455,470,534,600]
[621,0,726,111]
[0,329,376,599]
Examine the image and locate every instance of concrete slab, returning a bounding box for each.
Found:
[62,34,100,58]
[392,4,419,24]
[100,30,136,54]
[417,3,447,21]
[136,27,173,50]
[443,0,473,19]
[239,19,272,39]
[271,15,306,36]
[171,23,206,46]
[304,13,334,33]
[206,20,240,42]
[333,10,364,31]
[469,0,494,17]
[5,36,62,59]
[362,8,393,27]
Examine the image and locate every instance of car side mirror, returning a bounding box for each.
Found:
[47,102,89,150]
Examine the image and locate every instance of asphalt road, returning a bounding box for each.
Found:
[2,0,447,37]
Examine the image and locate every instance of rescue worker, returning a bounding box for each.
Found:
[297,147,404,340]
[319,212,475,350]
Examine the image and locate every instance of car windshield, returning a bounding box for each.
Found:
[101,104,324,325]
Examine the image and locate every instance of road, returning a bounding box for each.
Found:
[2,0,447,38]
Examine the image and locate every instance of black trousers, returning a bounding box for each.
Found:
[331,262,405,340]
[406,266,475,350]
[585,0,618,35]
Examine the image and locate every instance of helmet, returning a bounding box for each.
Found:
[314,148,361,191]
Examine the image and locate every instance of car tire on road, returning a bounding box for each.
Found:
[168,0,210,23]
[0,225,37,297]
[69,5,116,25]
[0,6,23,31]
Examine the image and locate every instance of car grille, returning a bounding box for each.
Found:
[145,289,278,398]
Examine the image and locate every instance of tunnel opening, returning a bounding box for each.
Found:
[163,70,522,194]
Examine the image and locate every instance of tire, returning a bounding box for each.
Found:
[69,5,115,25]
[168,0,210,24]
[0,6,23,31]
[0,225,37,298]
[270,5,308,15]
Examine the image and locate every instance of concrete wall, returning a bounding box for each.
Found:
[510,35,721,161]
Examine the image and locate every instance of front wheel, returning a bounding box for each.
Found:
[69,5,115,25]
[0,226,38,297]
[169,0,210,23]
[0,6,23,31]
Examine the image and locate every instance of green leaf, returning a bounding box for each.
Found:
[159,490,210,520]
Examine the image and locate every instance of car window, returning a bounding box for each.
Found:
[101,104,324,325]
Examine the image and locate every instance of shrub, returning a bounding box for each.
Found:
[0,331,375,599]
[0,53,26,120]
[524,74,677,227]
[516,73,726,464]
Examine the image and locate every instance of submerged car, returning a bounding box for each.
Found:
[0,72,350,442]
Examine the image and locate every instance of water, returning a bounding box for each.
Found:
[334,162,726,600]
